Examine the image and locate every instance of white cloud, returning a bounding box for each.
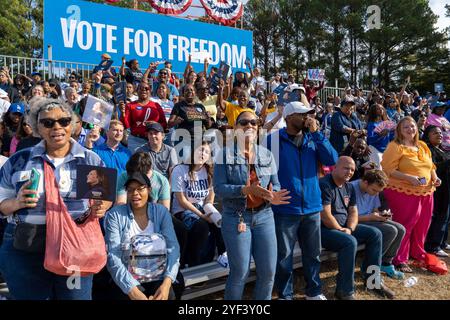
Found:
[429,0,450,32]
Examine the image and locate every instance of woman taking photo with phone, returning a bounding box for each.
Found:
[213,110,290,300]
[381,117,440,273]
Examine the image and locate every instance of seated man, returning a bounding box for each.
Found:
[319,156,394,300]
[350,170,406,280]
[135,121,178,179]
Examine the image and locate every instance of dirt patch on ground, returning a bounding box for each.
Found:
[200,253,450,300]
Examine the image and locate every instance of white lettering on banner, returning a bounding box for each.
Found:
[168,34,177,60]
[124,27,135,55]
[58,20,247,68]
[220,43,231,65]
[92,23,106,51]
[77,21,93,50]
[178,36,190,62]
[150,32,163,58]
[135,30,148,57]
[232,45,246,69]
[208,41,220,65]
[61,18,77,48]
[107,25,118,53]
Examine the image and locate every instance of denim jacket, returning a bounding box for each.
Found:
[213,143,281,213]
[104,203,180,295]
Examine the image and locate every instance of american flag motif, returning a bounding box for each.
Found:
[200,0,243,26]
[148,0,193,14]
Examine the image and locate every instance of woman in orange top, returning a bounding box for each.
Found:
[381,117,441,273]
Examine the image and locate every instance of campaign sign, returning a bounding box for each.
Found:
[82,95,114,129]
[434,83,444,93]
[307,69,325,82]
[76,165,117,202]
[43,0,253,73]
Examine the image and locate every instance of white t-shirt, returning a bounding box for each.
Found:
[150,97,174,122]
[128,218,155,238]
[171,164,210,214]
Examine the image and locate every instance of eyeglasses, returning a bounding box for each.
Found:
[159,72,168,75]
[39,117,72,128]
[139,87,151,91]
[126,185,148,194]
[237,119,258,126]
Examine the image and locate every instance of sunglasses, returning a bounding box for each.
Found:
[139,87,151,91]
[159,72,168,75]
[237,119,258,126]
[39,117,72,128]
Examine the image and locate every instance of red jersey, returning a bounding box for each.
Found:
[121,100,167,138]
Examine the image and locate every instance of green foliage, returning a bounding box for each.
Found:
[245,0,450,93]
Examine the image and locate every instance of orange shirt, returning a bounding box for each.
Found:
[381,141,436,196]
[246,164,266,209]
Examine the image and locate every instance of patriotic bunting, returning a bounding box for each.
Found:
[148,0,193,15]
[200,0,244,26]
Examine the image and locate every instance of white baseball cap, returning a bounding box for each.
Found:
[283,101,315,118]
[285,83,306,93]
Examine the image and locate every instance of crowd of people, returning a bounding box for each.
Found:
[0,52,449,300]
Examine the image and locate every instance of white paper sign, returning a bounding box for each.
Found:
[82,95,114,129]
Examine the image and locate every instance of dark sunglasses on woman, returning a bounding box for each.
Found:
[39,117,72,128]
[237,119,258,126]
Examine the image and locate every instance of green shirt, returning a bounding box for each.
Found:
[117,170,170,202]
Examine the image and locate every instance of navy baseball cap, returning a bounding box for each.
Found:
[145,121,164,132]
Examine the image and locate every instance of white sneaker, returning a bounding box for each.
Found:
[435,249,449,258]
[305,294,327,300]
[443,244,450,251]
[217,252,229,268]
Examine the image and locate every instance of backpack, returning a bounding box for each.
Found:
[128,233,167,283]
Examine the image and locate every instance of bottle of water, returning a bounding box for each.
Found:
[404,276,418,287]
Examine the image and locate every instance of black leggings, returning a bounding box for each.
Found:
[171,216,188,268]
[175,213,226,267]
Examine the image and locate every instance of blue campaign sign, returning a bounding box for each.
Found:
[43,0,253,74]
[434,83,444,93]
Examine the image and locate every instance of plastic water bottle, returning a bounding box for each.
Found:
[404,276,418,287]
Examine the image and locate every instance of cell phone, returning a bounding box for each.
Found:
[418,177,426,185]
[26,168,40,198]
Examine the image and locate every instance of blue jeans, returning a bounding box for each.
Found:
[320,224,382,296]
[221,207,277,300]
[0,224,93,300]
[274,212,322,299]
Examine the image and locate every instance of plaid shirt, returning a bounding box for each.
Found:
[0,139,104,224]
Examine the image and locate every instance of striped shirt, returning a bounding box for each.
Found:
[0,139,104,225]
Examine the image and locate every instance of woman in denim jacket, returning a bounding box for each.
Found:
[104,172,180,300]
[213,111,290,300]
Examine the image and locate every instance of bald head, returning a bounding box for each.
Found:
[332,156,356,183]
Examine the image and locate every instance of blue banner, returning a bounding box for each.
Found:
[43,0,253,73]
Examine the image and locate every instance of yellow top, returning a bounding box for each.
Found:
[381,141,436,196]
[224,101,255,128]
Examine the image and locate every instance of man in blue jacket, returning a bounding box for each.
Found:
[267,101,338,300]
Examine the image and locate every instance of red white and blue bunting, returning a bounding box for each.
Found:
[148,0,193,15]
[200,0,244,26]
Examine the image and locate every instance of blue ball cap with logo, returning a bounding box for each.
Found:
[9,102,25,114]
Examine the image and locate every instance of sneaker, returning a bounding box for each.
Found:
[442,244,450,251]
[217,252,229,268]
[435,249,449,258]
[380,264,405,280]
[334,292,356,300]
[365,281,395,299]
[306,294,327,300]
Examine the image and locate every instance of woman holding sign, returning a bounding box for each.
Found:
[0,98,111,300]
